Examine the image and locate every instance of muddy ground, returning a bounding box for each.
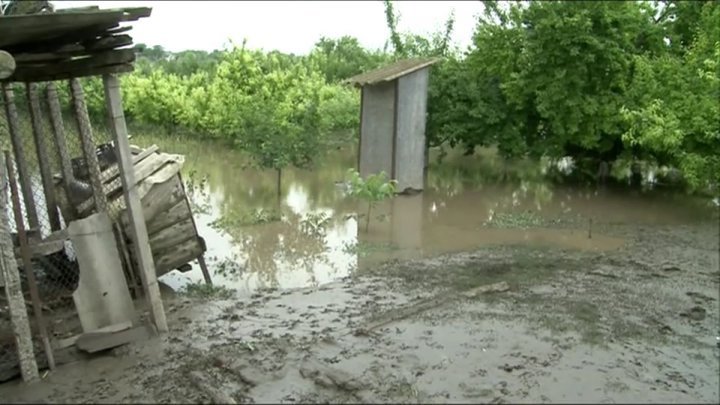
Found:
[0,220,718,404]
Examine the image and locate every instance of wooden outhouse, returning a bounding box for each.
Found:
[346,58,439,193]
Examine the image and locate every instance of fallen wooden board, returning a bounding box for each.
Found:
[53,320,132,350]
[75,324,151,353]
[350,281,511,336]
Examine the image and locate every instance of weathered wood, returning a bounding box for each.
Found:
[14,238,65,258]
[197,255,213,286]
[113,222,140,298]
[75,145,160,215]
[118,171,184,226]
[8,62,134,83]
[53,320,132,350]
[76,324,151,353]
[0,152,39,383]
[177,173,211,284]
[1,83,40,232]
[152,237,204,275]
[70,78,108,213]
[0,50,15,79]
[8,49,136,82]
[146,199,191,235]
[26,83,61,232]
[13,35,133,64]
[103,73,167,333]
[46,83,75,201]
[5,151,56,372]
[148,219,196,253]
[77,152,168,215]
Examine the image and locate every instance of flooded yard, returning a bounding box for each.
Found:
[0,137,717,403]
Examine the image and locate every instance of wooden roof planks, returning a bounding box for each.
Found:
[0,7,151,83]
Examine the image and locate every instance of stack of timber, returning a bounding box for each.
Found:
[0,7,152,83]
[53,144,205,277]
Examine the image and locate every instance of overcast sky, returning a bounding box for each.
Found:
[54,1,485,54]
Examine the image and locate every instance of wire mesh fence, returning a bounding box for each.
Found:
[0,79,133,381]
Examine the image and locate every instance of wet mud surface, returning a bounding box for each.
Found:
[0,220,717,404]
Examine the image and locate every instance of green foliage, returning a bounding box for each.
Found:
[210,207,282,228]
[181,282,234,299]
[345,169,396,231]
[72,0,717,197]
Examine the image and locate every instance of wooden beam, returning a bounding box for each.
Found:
[13,35,134,64]
[9,62,134,83]
[0,152,39,383]
[26,83,62,232]
[103,73,168,333]
[9,49,135,82]
[1,83,40,232]
[69,78,108,213]
[0,50,16,80]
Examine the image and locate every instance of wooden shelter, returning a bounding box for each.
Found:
[346,58,439,193]
[0,5,209,383]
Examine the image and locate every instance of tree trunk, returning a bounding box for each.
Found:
[276,168,282,202]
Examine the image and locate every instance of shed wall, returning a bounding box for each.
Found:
[359,81,395,179]
[394,67,429,191]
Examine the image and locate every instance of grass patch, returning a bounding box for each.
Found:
[181,282,234,299]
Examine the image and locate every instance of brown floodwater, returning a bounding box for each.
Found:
[134,136,715,294]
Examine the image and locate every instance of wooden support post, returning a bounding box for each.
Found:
[45,83,75,198]
[69,78,108,213]
[177,173,212,286]
[0,152,39,383]
[26,83,61,232]
[1,83,40,232]
[197,255,212,286]
[5,151,56,372]
[102,73,167,333]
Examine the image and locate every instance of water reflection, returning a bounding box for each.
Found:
[142,137,714,293]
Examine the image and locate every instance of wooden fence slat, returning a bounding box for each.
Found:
[1,83,40,232]
[5,151,55,372]
[69,78,108,213]
[26,82,61,232]
[0,152,39,383]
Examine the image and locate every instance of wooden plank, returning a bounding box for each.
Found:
[119,174,184,227]
[77,150,165,214]
[26,83,62,232]
[148,219,196,253]
[0,152,39,383]
[53,320,132,350]
[197,255,213,285]
[16,62,134,83]
[76,325,151,353]
[177,173,211,285]
[0,50,15,79]
[13,35,133,64]
[10,49,135,82]
[1,83,40,231]
[70,78,108,213]
[5,152,56,371]
[146,199,192,235]
[46,82,76,202]
[152,237,204,275]
[103,73,168,333]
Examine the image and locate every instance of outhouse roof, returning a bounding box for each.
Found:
[345,57,440,87]
[0,6,151,83]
